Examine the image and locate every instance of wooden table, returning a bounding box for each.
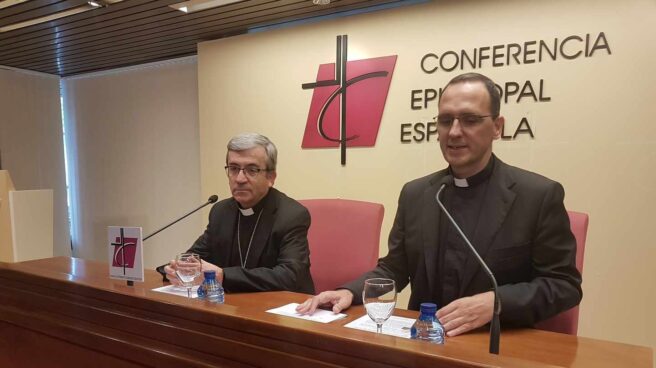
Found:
[0,257,651,368]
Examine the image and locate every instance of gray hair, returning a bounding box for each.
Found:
[226,133,277,171]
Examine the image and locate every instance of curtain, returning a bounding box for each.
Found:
[61,57,202,267]
[0,66,70,257]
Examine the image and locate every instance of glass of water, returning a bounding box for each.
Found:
[175,253,201,298]
[363,278,397,333]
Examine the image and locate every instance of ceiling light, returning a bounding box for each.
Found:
[313,0,331,5]
[0,3,101,33]
[0,0,29,10]
[87,0,123,6]
[169,0,243,14]
[0,0,124,33]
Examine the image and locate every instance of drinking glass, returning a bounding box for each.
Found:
[175,253,201,298]
[363,278,397,333]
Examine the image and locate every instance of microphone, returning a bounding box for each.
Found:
[143,195,218,241]
[435,176,501,355]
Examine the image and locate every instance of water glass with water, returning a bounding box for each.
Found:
[363,278,397,333]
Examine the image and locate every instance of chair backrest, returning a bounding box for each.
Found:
[535,210,589,335]
[299,199,384,293]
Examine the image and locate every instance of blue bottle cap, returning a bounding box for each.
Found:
[203,270,216,279]
[419,302,437,314]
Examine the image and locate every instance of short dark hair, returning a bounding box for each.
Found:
[441,73,500,118]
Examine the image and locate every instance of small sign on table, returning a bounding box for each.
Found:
[108,226,144,283]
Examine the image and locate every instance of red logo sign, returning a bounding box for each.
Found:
[111,233,137,270]
[302,35,396,165]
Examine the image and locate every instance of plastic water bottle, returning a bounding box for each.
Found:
[410,302,444,344]
[197,270,224,303]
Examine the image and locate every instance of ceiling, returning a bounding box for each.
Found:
[0,0,414,77]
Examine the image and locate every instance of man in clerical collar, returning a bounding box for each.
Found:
[162,133,314,294]
[298,73,582,336]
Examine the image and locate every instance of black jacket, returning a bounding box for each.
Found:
[343,158,582,327]
[187,188,314,294]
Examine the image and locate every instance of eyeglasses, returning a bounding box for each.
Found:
[225,165,270,178]
[433,114,492,129]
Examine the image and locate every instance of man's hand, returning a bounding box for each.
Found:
[200,259,224,283]
[436,291,494,337]
[163,259,181,286]
[296,289,354,315]
[164,259,224,285]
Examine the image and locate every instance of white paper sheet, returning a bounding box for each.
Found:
[152,284,200,298]
[266,303,347,323]
[344,314,415,338]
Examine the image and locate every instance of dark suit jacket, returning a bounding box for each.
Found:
[187,188,315,294]
[343,158,582,327]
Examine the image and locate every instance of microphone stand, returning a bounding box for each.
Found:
[143,195,217,241]
[125,195,218,286]
[436,183,501,354]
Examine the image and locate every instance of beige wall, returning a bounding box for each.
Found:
[198,0,656,354]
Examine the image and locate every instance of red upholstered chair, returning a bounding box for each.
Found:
[299,199,384,293]
[535,210,589,335]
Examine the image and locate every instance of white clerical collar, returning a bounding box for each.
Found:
[239,207,255,216]
[453,177,469,188]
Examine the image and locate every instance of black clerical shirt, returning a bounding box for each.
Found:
[229,191,270,268]
[434,155,496,307]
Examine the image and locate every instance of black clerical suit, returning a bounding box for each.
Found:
[186,188,315,294]
[343,156,582,327]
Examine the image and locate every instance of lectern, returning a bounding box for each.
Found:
[0,170,53,262]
